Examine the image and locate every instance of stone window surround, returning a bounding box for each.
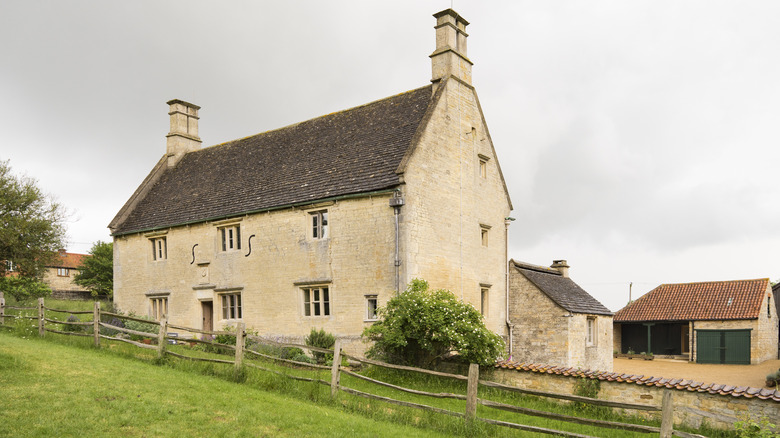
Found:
[218,287,243,321]
[480,224,491,247]
[145,291,170,321]
[586,316,597,347]
[478,153,490,179]
[215,218,242,253]
[297,281,331,317]
[365,294,378,321]
[480,283,491,317]
[145,230,169,262]
[309,209,329,240]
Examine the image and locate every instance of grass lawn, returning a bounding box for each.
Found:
[0,333,451,438]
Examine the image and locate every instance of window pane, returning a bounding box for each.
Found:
[321,212,328,238]
[221,228,227,252]
[367,298,377,319]
[235,226,241,250]
[152,240,157,260]
[222,295,228,319]
[313,301,320,316]
[323,302,329,316]
[303,289,311,316]
[236,294,242,318]
[312,215,319,238]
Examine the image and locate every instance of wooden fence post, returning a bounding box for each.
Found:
[93,301,101,347]
[234,322,245,371]
[660,389,673,438]
[330,339,342,398]
[157,316,167,359]
[0,291,5,326]
[466,363,479,421]
[38,297,45,337]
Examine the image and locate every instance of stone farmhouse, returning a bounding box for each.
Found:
[42,250,91,299]
[614,279,778,364]
[109,9,514,353]
[508,260,614,371]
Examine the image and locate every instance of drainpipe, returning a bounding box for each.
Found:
[504,217,515,356]
[389,193,405,295]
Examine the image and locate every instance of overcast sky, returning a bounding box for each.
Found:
[1,1,778,312]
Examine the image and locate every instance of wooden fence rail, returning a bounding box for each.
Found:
[0,296,705,438]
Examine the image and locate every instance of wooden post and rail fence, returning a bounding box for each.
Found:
[0,296,700,438]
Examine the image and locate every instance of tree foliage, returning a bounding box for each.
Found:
[0,159,66,279]
[362,279,506,368]
[0,276,51,302]
[74,241,113,297]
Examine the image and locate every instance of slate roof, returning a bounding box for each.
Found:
[112,85,434,236]
[511,260,613,316]
[614,279,769,322]
[47,252,88,269]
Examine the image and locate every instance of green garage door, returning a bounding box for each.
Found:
[696,329,751,364]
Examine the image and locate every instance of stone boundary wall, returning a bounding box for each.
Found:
[492,362,780,431]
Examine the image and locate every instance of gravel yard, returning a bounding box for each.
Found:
[613,358,780,389]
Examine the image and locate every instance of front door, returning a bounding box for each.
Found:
[202,301,213,332]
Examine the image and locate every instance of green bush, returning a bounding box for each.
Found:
[291,353,315,364]
[305,328,335,364]
[0,276,51,301]
[734,414,779,437]
[362,278,506,368]
[62,314,85,333]
[123,313,159,341]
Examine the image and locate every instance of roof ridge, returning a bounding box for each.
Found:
[511,259,561,276]
[198,84,432,153]
[660,278,769,287]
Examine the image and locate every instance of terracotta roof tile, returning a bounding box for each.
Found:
[47,252,88,269]
[494,359,780,403]
[614,279,769,322]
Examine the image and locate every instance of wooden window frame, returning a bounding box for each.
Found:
[310,210,329,239]
[151,236,167,261]
[586,316,597,347]
[57,267,69,277]
[365,295,378,321]
[302,286,330,317]
[220,225,241,252]
[220,293,242,320]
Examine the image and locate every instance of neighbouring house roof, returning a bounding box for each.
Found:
[48,251,88,269]
[614,279,770,322]
[111,85,434,236]
[511,260,613,316]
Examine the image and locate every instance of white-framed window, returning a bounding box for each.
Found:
[480,225,491,247]
[220,225,241,252]
[586,317,597,346]
[310,210,328,239]
[57,267,69,277]
[366,295,378,321]
[480,287,489,317]
[151,237,167,261]
[302,286,330,317]
[221,293,242,320]
[150,296,168,321]
[6,260,14,272]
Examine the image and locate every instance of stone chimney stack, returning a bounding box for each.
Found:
[166,99,201,168]
[430,9,472,86]
[551,260,570,278]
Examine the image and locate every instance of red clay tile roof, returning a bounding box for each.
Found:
[614,279,769,322]
[47,252,88,269]
[494,359,780,402]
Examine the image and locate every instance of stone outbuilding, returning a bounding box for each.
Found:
[109,9,514,353]
[508,260,614,371]
[614,279,778,364]
[42,250,92,299]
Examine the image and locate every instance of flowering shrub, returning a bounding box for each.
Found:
[362,279,505,368]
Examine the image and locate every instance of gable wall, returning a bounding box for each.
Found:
[42,267,87,293]
[400,78,511,337]
[113,193,397,354]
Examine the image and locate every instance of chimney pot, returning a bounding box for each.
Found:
[551,260,570,278]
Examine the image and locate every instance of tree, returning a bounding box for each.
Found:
[74,241,113,297]
[362,279,506,368]
[0,159,65,300]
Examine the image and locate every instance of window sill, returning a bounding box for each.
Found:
[364,319,378,323]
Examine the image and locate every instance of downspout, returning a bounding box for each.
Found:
[390,192,405,295]
[504,217,515,357]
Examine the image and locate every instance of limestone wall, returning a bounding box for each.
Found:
[401,77,512,337]
[42,267,87,293]
[491,367,780,431]
[114,194,397,355]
